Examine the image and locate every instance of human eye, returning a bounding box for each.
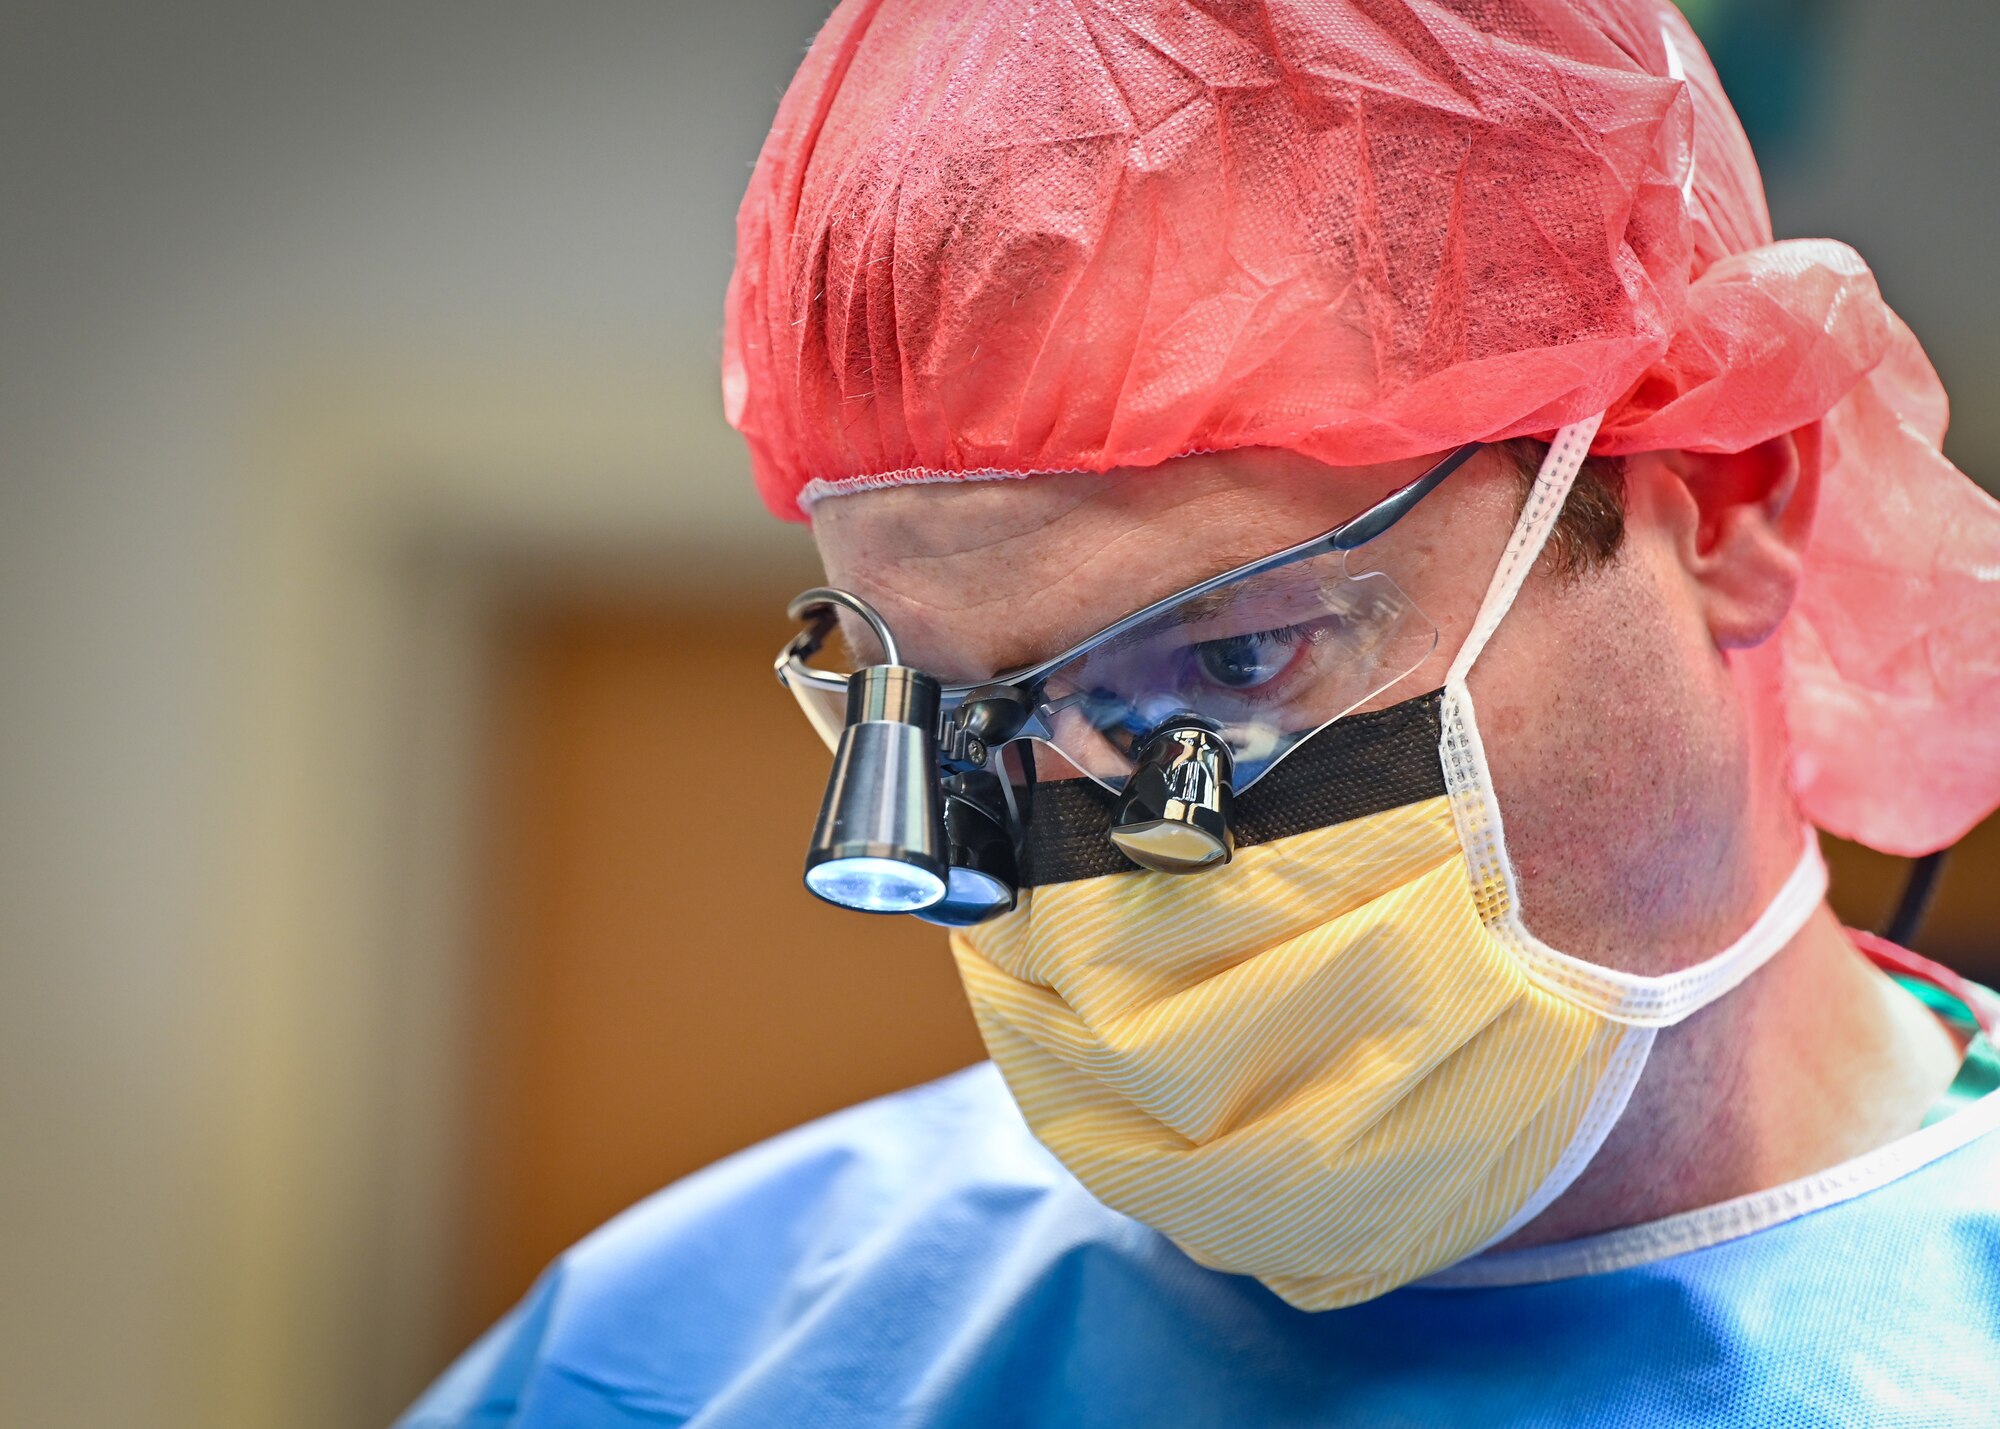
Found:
[1186,624,1312,691]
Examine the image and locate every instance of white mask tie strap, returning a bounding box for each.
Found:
[1446,414,1604,686]
[1434,410,1825,1026]
[1513,836,1828,1026]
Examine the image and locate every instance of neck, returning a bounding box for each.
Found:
[1498,900,1964,1250]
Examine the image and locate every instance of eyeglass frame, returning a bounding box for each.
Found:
[777,441,1484,781]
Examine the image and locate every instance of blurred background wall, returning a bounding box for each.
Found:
[2,3,1995,1426]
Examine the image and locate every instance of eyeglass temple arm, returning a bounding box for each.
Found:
[1198,441,1484,588]
[1327,442,1482,551]
[779,442,1484,692]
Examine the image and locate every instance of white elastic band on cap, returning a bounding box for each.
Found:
[796,465,1046,514]
[1446,415,1605,686]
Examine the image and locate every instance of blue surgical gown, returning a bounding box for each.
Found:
[401,1062,2000,1427]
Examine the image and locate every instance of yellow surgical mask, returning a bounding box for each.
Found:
[950,420,1827,1310]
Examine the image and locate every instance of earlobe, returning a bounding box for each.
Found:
[1650,433,1818,651]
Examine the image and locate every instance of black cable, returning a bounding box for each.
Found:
[994,740,1036,863]
[1882,849,1950,948]
[1014,742,1037,838]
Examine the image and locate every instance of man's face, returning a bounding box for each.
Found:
[811,446,1780,974]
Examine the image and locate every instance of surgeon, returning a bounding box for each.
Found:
[402,2,2000,1424]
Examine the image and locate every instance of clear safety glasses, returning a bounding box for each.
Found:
[777,443,1479,920]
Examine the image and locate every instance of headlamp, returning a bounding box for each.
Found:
[796,591,950,915]
[779,444,1484,921]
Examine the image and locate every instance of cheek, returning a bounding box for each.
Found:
[1466,540,1763,971]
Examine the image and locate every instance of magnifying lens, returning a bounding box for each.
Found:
[915,770,1020,925]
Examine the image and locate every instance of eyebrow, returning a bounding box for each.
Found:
[1156,587,1242,625]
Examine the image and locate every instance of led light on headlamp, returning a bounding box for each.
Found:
[796,590,950,915]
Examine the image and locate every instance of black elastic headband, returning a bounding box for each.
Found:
[1017,688,1448,887]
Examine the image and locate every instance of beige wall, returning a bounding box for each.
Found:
[3,5,1996,1427]
[1,6,837,1426]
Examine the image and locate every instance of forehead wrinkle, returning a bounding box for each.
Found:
[921,467,1234,576]
[837,476,1156,617]
[816,452,1424,679]
[1014,525,1270,651]
[833,470,1184,609]
[852,471,1113,566]
[942,505,1299,675]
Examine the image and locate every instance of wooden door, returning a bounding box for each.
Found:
[455,597,985,1343]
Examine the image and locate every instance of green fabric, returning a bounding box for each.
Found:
[1892,973,2000,1129]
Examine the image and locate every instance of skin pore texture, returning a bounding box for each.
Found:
[811,444,1965,1249]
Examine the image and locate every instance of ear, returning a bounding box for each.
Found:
[1629,433,1818,650]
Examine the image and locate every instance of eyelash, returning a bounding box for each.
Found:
[1188,623,1309,657]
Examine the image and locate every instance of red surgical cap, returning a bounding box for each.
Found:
[723,0,2000,857]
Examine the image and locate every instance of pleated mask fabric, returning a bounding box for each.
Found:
[950,423,1826,1309]
[953,797,1634,1309]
